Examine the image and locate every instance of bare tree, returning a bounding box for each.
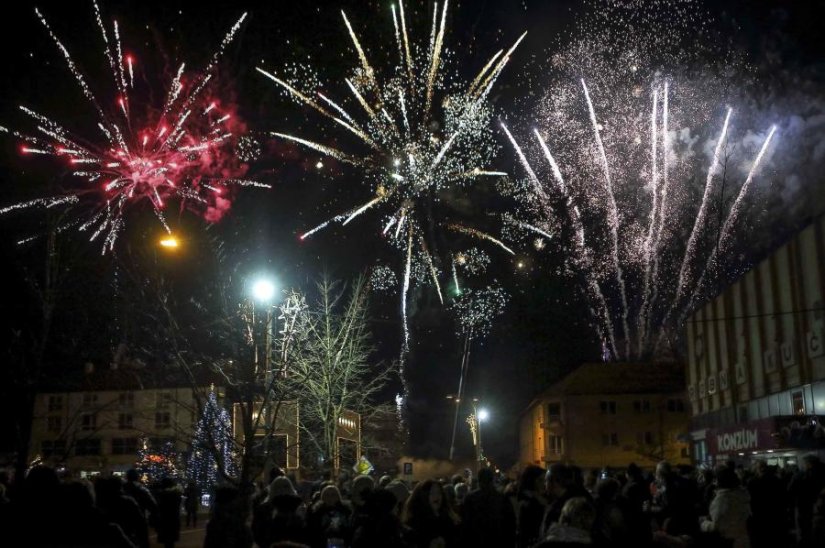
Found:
[288,276,395,478]
[118,239,310,511]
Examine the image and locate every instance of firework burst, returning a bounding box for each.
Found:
[258,0,525,348]
[505,0,778,361]
[0,2,265,252]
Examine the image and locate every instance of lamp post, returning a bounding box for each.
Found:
[477,406,489,469]
[465,398,489,473]
[250,277,277,469]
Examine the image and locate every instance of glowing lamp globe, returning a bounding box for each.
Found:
[251,279,276,302]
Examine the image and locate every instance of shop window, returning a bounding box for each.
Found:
[791,391,805,416]
[737,405,749,423]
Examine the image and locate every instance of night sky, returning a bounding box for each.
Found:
[1,0,824,468]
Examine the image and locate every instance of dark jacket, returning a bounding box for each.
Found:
[461,485,517,547]
[252,493,306,547]
[517,492,547,548]
[155,486,183,544]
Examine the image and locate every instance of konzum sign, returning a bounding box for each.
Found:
[716,429,758,452]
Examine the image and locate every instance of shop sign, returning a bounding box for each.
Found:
[715,428,758,452]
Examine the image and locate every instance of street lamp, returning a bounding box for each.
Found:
[467,399,489,473]
[251,278,276,303]
[249,276,278,472]
[477,407,489,471]
[158,235,179,249]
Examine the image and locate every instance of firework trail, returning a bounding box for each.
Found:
[1,2,263,252]
[509,88,777,360]
[677,125,778,323]
[260,0,524,346]
[581,79,631,358]
[502,0,781,360]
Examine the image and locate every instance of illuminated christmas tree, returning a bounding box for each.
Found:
[186,387,235,493]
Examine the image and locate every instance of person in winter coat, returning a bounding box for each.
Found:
[700,467,751,548]
[252,475,307,547]
[747,460,787,548]
[183,481,201,527]
[155,477,183,548]
[535,497,595,548]
[351,488,405,547]
[516,465,547,548]
[95,476,150,548]
[402,479,460,547]
[306,485,352,548]
[203,485,253,548]
[124,469,158,527]
[460,466,517,548]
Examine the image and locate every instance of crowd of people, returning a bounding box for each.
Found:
[1,454,825,547]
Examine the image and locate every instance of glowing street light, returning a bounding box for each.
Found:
[478,408,490,422]
[159,235,179,249]
[251,278,276,303]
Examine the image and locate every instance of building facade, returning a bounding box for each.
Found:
[32,380,212,478]
[520,362,690,471]
[686,215,825,467]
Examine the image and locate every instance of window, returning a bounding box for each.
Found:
[667,399,686,413]
[599,401,617,415]
[41,440,66,457]
[737,405,749,423]
[792,391,805,416]
[81,413,97,431]
[634,400,652,413]
[75,438,101,456]
[82,393,98,408]
[636,432,655,446]
[118,392,135,408]
[47,416,62,432]
[48,395,63,412]
[602,433,619,446]
[548,435,563,455]
[118,413,133,430]
[156,392,173,408]
[155,412,171,430]
[547,402,561,420]
[112,438,138,455]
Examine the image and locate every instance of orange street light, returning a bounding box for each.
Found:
[159,235,179,249]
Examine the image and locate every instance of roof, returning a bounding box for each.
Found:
[530,362,685,405]
[38,362,223,393]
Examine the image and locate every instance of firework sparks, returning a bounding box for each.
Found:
[1,3,262,252]
[261,0,524,341]
[505,0,777,360]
